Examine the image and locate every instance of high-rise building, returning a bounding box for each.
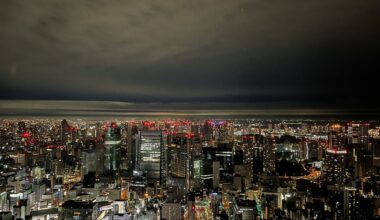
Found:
[200,159,217,189]
[170,133,190,178]
[203,145,233,182]
[301,141,320,161]
[373,140,380,168]
[324,149,348,184]
[213,161,220,189]
[235,164,253,190]
[136,130,166,186]
[242,134,264,180]
[202,120,215,141]
[232,199,258,220]
[190,157,203,190]
[263,136,276,174]
[191,124,201,138]
[60,119,71,143]
[103,122,122,180]
[214,121,234,143]
[13,199,30,220]
[344,187,360,219]
[126,122,138,173]
[81,149,97,179]
[328,127,345,148]
[347,123,369,148]
[161,203,182,220]
[324,126,349,185]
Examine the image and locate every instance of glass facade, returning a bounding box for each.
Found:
[138,131,165,184]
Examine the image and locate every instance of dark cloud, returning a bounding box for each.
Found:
[1,100,378,119]
[0,0,379,110]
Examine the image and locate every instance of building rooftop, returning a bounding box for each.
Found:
[62,200,97,209]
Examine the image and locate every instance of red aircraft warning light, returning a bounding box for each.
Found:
[22,132,30,138]
[111,122,117,128]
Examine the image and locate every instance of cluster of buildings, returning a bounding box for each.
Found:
[0,118,380,219]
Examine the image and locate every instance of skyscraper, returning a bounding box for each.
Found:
[103,122,122,180]
[347,123,369,148]
[170,133,191,179]
[324,149,348,184]
[344,187,360,219]
[60,119,71,143]
[202,121,213,141]
[137,130,166,186]
[81,149,97,179]
[323,125,349,184]
[263,136,276,174]
[214,121,233,143]
[126,122,138,173]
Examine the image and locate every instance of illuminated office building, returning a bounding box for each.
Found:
[347,123,369,147]
[170,133,191,178]
[232,199,258,220]
[81,149,97,179]
[344,187,360,219]
[103,122,122,179]
[190,157,203,190]
[324,126,349,185]
[60,119,71,143]
[126,122,138,172]
[137,130,166,186]
[202,121,214,141]
[161,203,182,220]
[214,121,234,143]
[203,145,233,182]
[200,159,219,189]
[263,136,276,174]
[324,149,348,184]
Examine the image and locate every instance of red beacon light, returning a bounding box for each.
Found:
[185,133,195,138]
[143,121,152,127]
[111,122,117,128]
[22,132,30,138]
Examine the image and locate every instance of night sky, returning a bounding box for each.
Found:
[1,0,380,113]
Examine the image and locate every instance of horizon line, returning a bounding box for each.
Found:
[0,100,379,119]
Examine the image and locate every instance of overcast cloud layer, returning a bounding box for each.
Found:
[1,0,379,111]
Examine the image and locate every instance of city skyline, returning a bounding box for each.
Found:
[1,118,379,219]
[1,1,380,219]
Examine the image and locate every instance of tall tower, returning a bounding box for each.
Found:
[203,121,214,141]
[126,122,138,173]
[347,123,369,148]
[263,136,276,174]
[81,149,97,180]
[171,133,191,178]
[214,121,233,143]
[137,130,166,186]
[343,187,360,219]
[324,124,349,185]
[103,122,122,180]
[60,119,70,143]
[358,123,369,149]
